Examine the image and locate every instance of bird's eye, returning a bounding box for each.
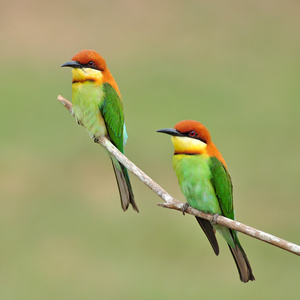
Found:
[189,131,197,137]
[88,61,95,67]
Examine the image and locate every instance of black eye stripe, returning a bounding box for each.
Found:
[81,61,97,69]
[83,62,104,71]
[197,137,207,144]
[87,64,95,68]
[183,131,207,144]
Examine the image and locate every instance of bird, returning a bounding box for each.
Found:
[157,120,254,282]
[61,50,138,212]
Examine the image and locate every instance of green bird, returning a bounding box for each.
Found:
[61,49,138,212]
[157,120,254,282]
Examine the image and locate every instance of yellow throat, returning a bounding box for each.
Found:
[171,136,207,155]
[72,67,103,84]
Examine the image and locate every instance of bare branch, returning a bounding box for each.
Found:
[57,95,300,256]
[158,202,300,256]
[58,95,73,114]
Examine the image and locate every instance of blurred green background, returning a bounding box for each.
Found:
[1,0,300,299]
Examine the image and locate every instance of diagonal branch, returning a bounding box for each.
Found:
[57,95,300,256]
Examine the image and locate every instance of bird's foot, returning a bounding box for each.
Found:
[182,203,190,215]
[211,213,219,225]
[75,118,82,126]
[93,137,100,143]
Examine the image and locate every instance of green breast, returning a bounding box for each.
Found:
[72,81,106,138]
[172,154,222,215]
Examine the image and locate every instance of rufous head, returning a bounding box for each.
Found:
[71,50,107,71]
[61,50,120,95]
[157,120,227,168]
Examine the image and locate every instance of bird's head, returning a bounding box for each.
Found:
[71,50,107,71]
[157,120,227,167]
[61,50,106,84]
[157,120,211,155]
[61,50,120,94]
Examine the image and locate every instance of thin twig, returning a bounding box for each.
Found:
[57,95,300,256]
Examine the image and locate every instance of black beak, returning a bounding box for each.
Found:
[61,61,82,68]
[156,128,182,137]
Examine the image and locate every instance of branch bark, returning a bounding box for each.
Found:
[57,95,300,256]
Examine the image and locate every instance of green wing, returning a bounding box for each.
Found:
[209,156,234,220]
[100,83,124,152]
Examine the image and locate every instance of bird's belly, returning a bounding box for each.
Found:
[186,183,222,215]
[72,83,106,139]
[173,155,222,215]
[73,103,106,138]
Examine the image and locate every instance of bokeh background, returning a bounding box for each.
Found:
[1,1,300,299]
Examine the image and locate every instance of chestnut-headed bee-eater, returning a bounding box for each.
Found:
[157,120,254,282]
[61,50,138,212]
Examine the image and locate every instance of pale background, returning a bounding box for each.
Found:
[1,1,300,299]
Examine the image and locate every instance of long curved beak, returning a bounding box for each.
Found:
[61,61,82,68]
[156,128,182,137]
